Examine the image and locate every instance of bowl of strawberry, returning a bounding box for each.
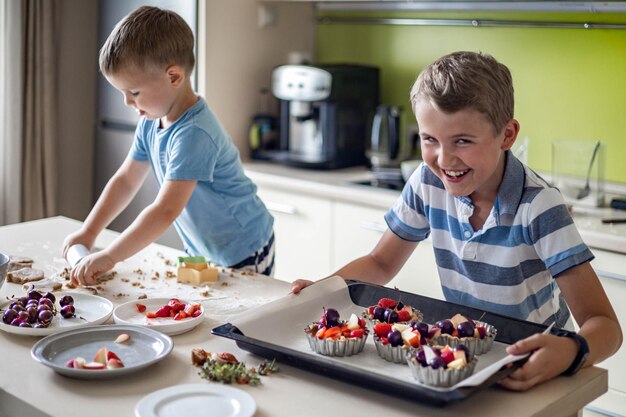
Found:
[113,298,204,336]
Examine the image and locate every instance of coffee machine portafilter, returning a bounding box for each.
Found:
[263,64,379,169]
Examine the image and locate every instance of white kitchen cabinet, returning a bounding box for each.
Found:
[256,187,332,282]
[333,201,443,300]
[588,248,626,417]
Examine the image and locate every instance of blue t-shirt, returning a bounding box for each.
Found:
[385,151,593,328]
[129,97,274,267]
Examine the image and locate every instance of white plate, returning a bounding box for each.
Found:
[113,298,204,336]
[31,324,173,379]
[0,292,113,336]
[135,384,256,417]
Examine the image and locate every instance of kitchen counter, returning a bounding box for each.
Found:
[0,217,608,417]
[244,161,626,255]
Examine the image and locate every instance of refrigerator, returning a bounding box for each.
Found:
[95,0,197,249]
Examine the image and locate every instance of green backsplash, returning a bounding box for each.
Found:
[317,10,626,184]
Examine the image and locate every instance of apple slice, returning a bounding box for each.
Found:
[73,357,86,369]
[106,358,124,369]
[440,346,455,364]
[346,313,360,330]
[428,327,441,339]
[93,347,108,365]
[447,356,467,370]
[450,313,469,328]
[107,350,121,361]
[453,349,466,361]
[423,345,437,364]
[392,323,411,333]
[83,361,106,370]
[401,328,421,348]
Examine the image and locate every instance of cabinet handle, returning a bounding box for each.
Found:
[595,269,626,283]
[265,201,298,215]
[360,221,387,233]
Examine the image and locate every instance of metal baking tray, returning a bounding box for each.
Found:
[212,280,552,406]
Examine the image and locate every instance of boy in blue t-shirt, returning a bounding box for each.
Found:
[292,51,621,391]
[63,6,274,284]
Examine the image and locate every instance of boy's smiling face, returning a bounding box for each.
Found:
[415,99,518,200]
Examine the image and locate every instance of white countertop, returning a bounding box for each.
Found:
[0,217,608,417]
[244,161,626,255]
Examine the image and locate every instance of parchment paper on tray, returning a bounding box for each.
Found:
[228,276,530,392]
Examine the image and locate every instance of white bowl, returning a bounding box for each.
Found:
[401,159,422,182]
[0,252,10,288]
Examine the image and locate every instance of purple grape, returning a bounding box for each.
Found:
[2,309,18,324]
[18,322,32,328]
[28,290,42,301]
[38,310,53,324]
[33,323,47,328]
[415,349,427,366]
[457,321,476,338]
[429,356,447,369]
[37,304,51,313]
[59,295,74,307]
[26,306,38,324]
[18,296,29,306]
[60,304,76,319]
[387,330,403,347]
[396,302,404,310]
[372,306,386,321]
[42,292,56,303]
[17,311,29,322]
[412,322,429,338]
[10,318,23,326]
[10,303,25,313]
[384,310,399,324]
[26,299,39,307]
[324,308,340,327]
[436,319,454,335]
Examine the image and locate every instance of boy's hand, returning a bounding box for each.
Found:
[498,333,579,391]
[290,279,314,294]
[70,252,116,287]
[63,229,97,258]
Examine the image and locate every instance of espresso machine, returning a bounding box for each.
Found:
[261,64,379,169]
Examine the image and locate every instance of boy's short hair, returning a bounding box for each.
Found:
[410,51,514,134]
[99,6,195,76]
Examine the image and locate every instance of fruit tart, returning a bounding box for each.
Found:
[406,344,477,387]
[363,297,423,324]
[433,313,496,356]
[304,308,369,357]
[372,321,442,364]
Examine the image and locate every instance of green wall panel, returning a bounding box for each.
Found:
[317,11,626,184]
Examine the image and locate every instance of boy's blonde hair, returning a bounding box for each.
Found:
[99,6,195,76]
[410,51,514,134]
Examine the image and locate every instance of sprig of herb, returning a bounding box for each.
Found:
[198,357,278,385]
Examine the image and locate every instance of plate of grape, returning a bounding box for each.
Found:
[0,290,113,336]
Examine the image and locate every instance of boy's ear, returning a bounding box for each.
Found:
[166,65,185,87]
[500,119,520,151]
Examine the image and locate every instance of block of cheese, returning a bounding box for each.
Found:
[177,256,218,285]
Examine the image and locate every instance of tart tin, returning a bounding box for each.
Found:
[305,331,369,357]
[373,336,411,364]
[405,349,478,388]
[433,321,496,357]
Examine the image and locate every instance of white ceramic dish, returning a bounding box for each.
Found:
[113,298,204,336]
[31,324,173,379]
[0,292,113,336]
[135,384,255,417]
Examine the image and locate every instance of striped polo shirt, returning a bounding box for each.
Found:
[385,151,594,328]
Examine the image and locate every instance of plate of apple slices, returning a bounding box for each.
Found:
[31,324,173,379]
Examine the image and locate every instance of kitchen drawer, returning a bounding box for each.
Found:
[589,248,626,416]
[332,202,443,300]
[257,187,332,282]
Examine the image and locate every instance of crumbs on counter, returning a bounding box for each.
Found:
[132,268,145,275]
[121,278,130,283]
[114,293,129,298]
[137,293,147,299]
[221,282,228,287]
[165,271,176,278]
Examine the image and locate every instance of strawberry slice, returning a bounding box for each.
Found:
[135,303,146,313]
[323,326,342,340]
[377,298,398,309]
[397,310,411,322]
[374,323,392,338]
[349,329,365,338]
[155,305,171,318]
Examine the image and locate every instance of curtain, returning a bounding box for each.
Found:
[20,0,59,221]
[0,0,23,226]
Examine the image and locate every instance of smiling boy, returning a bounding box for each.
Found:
[292,51,621,390]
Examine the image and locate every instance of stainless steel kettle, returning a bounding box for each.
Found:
[368,105,401,168]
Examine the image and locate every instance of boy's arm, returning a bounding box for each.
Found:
[502,262,622,391]
[292,230,418,293]
[71,178,197,286]
[63,157,150,256]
